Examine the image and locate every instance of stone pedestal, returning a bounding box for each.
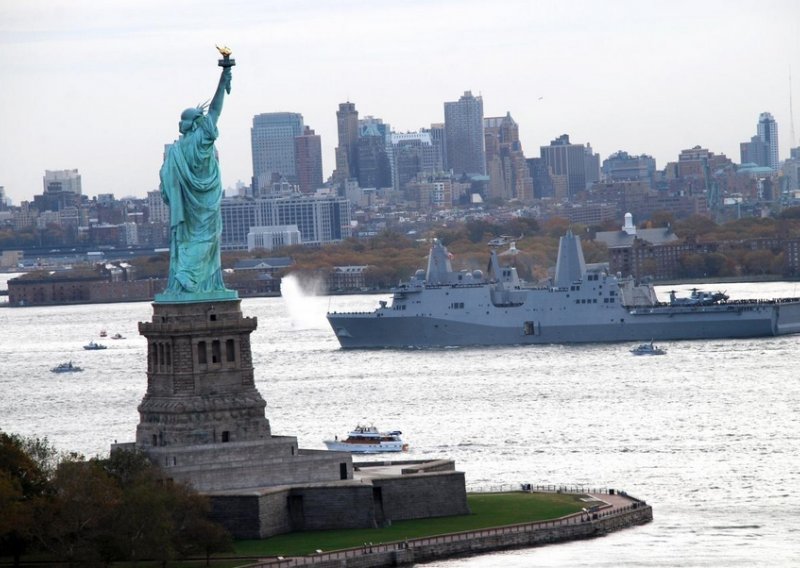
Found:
[134,299,352,492]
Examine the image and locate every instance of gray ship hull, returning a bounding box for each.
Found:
[328,300,800,349]
[326,232,800,349]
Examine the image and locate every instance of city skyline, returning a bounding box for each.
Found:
[2,0,799,204]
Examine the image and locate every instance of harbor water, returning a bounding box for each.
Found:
[1,277,799,566]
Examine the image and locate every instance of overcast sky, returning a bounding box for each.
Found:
[2,0,799,205]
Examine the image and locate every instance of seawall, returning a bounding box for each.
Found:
[251,490,653,567]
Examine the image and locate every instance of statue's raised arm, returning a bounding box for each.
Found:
[209,45,234,124]
[155,47,238,304]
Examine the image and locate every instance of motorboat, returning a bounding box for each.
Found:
[111,333,125,340]
[99,330,107,337]
[51,361,83,373]
[631,341,666,356]
[323,425,408,453]
[84,340,107,350]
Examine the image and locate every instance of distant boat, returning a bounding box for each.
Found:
[631,341,666,356]
[323,425,408,453]
[111,333,125,340]
[99,330,107,337]
[84,340,107,350]
[51,361,82,373]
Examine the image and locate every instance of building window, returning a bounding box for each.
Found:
[226,339,235,362]
[212,340,221,363]
[221,431,230,443]
[197,341,207,364]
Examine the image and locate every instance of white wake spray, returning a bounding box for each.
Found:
[280,273,329,329]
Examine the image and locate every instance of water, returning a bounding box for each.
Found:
[1,282,799,566]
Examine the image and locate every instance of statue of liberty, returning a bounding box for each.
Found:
[156,47,237,303]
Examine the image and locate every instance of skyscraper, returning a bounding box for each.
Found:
[757,112,779,170]
[251,112,305,193]
[539,134,598,200]
[444,91,486,176]
[43,169,82,194]
[356,122,392,189]
[484,113,534,202]
[334,102,359,181]
[294,126,324,194]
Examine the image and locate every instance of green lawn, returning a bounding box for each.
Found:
[232,491,592,557]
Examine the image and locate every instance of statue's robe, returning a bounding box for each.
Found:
[160,115,227,295]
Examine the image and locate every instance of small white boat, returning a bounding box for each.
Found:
[51,361,83,373]
[631,341,666,356]
[323,425,408,453]
[84,340,107,350]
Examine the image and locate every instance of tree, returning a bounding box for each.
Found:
[32,460,121,566]
[778,206,800,220]
[678,254,707,278]
[675,215,717,240]
[647,211,676,228]
[704,253,735,278]
[742,250,775,275]
[0,433,54,567]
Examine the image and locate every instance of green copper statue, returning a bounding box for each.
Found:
[156,46,238,303]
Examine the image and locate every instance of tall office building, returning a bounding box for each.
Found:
[43,169,82,194]
[35,169,83,211]
[333,102,359,181]
[601,151,657,188]
[390,132,442,191]
[147,189,169,224]
[540,135,598,200]
[251,112,305,193]
[356,123,392,189]
[294,126,323,194]
[444,91,486,176]
[757,112,779,170]
[740,136,768,167]
[484,113,534,202]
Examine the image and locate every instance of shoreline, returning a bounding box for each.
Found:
[248,489,652,567]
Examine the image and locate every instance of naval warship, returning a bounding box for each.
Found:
[326,230,800,349]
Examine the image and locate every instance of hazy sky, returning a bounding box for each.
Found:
[2,0,799,205]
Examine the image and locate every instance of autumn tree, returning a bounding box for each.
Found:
[0,433,55,567]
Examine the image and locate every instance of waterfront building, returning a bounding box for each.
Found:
[594,213,682,280]
[294,126,324,194]
[246,224,302,251]
[444,91,486,176]
[221,192,351,250]
[251,112,305,192]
